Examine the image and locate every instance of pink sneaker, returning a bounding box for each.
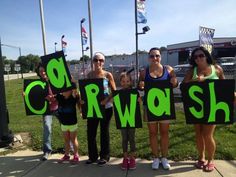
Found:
[71,155,80,164]
[58,154,70,163]
[121,158,129,170]
[129,157,136,170]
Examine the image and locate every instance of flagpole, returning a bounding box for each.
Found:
[88,0,93,70]
[135,0,139,86]
[80,18,86,78]
[39,0,47,55]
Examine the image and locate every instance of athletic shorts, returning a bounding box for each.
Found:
[61,124,78,132]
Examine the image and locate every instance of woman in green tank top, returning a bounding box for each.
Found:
[183,47,225,172]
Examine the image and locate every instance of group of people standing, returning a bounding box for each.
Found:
[36,47,235,172]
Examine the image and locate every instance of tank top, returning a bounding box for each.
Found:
[145,65,170,81]
[143,65,171,105]
[89,71,113,109]
[192,65,219,80]
[103,76,113,109]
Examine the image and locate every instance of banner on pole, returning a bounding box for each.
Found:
[137,0,147,24]
[82,27,88,45]
[199,26,215,54]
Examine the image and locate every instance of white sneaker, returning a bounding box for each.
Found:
[152,158,160,170]
[161,157,171,170]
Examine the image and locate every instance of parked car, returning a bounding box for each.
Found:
[173,64,191,98]
[215,57,236,79]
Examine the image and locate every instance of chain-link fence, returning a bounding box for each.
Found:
[215,57,236,90]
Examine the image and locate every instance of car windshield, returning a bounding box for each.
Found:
[216,57,236,64]
[173,65,191,77]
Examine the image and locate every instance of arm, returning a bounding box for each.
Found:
[101,72,116,105]
[138,69,145,90]
[107,71,116,92]
[166,65,178,88]
[215,64,225,80]
[182,68,194,83]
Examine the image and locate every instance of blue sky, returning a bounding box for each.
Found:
[1,0,236,60]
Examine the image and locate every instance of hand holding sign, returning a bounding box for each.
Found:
[41,51,74,94]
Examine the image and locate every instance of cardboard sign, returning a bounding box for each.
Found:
[144,81,176,122]
[41,51,74,94]
[181,79,235,124]
[24,79,50,115]
[78,79,105,119]
[113,89,142,129]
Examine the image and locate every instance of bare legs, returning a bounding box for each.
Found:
[148,122,169,158]
[63,131,79,156]
[194,124,216,164]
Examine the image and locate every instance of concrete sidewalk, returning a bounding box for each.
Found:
[0,150,235,177]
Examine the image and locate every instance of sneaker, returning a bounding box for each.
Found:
[41,152,51,161]
[161,157,171,170]
[98,159,107,166]
[129,157,136,170]
[86,159,97,164]
[152,158,160,170]
[121,158,129,170]
[58,154,70,163]
[71,155,80,164]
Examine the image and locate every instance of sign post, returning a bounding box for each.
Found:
[4,64,11,80]
[14,64,21,79]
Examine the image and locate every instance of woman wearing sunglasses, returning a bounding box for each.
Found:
[139,47,178,170]
[85,52,116,166]
[182,46,225,172]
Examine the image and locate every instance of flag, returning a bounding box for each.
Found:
[61,35,67,55]
[199,26,215,54]
[137,0,147,24]
[82,27,88,45]
[62,40,67,48]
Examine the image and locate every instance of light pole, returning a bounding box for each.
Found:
[135,0,150,85]
[135,24,150,85]
[61,35,65,50]
[54,42,57,52]
[39,0,47,55]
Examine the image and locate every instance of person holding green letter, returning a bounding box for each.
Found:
[36,63,59,161]
[85,52,116,166]
[118,72,138,170]
[182,46,225,172]
[139,47,178,170]
[57,84,80,164]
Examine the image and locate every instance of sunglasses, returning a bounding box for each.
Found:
[193,54,205,60]
[149,54,160,58]
[93,58,104,63]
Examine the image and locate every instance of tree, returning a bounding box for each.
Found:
[79,55,90,64]
[17,54,40,73]
[69,59,80,65]
[160,46,167,52]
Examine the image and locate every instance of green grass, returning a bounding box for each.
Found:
[4,78,236,160]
